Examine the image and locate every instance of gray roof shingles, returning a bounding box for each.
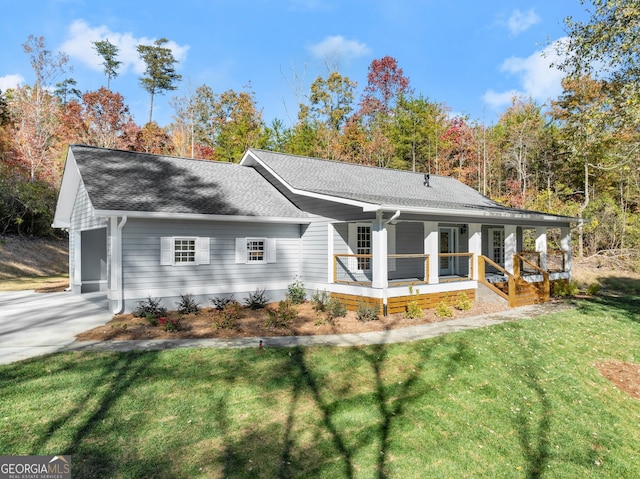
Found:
[72,145,307,219]
[248,149,525,214]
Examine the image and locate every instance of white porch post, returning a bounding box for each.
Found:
[424,221,439,283]
[468,223,482,280]
[504,225,518,274]
[535,226,548,270]
[561,226,572,276]
[372,211,388,288]
[327,223,335,283]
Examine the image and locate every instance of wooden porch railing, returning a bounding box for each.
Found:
[333,253,430,285]
[478,255,550,307]
[438,252,474,282]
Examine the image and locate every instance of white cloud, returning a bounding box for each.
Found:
[60,19,190,76]
[0,74,25,91]
[308,35,371,62]
[507,8,540,35]
[482,38,566,110]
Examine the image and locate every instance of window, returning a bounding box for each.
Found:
[247,238,266,263]
[489,228,505,265]
[357,225,371,270]
[174,238,196,263]
[161,237,210,266]
[235,237,276,264]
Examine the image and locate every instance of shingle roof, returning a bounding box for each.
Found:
[247,149,523,214]
[71,145,307,219]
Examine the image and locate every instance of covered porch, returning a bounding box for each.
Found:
[326,213,573,314]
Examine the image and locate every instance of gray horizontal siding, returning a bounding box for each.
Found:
[121,218,300,296]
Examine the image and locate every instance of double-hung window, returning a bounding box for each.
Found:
[161,237,210,266]
[235,237,276,264]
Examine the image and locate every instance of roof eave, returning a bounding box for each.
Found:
[93,209,311,224]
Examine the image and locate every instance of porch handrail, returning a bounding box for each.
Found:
[478,255,517,306]
[514,253,550,302]
[547,249,567,272]
[333,253,430,284]
[438,252,474,281]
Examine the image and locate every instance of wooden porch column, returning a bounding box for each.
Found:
[467,223,482,280]
[372,211,388,288]
[561,226,572,275]
[424,221,439,283]
[504,225,518,274]
[535,226,548,271]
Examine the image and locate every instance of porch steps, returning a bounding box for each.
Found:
[493,279,545,307]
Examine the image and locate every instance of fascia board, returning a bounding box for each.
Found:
[52,149,81,228]
[93,209,311,224]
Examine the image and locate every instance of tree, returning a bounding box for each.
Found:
[9,36,68,183]
[93,39,122,90]
[54,78,81,105]
[137,38,182,123]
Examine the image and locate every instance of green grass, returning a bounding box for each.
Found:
[1,293,640,478]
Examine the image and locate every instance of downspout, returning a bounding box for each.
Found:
[113,216,127,314]
[381,210,401,316]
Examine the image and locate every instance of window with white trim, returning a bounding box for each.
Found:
[357,225,371,271]
[235,237,277,264]
[174,238,196,263]
[161,237,210,266]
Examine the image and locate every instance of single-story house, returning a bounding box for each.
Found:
[53,145,579,315]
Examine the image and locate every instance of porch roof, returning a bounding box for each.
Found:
[242,149,578,223]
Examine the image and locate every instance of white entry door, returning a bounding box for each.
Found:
[439,227,457,276]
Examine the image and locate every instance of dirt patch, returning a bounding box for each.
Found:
[597,361,640,400]
[0,235,68,278]
[76,301,510,341]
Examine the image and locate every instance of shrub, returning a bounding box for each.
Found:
[144,312,159,326]
[265,297,298,328]
[244,288,269,309]
[210,295,235,310]
[133,296,167,319]
[176,293,200,315]
[287,277,307,304]
[159,316,180,332]
[312,290,347,324]
[404,285,423,319]
[311,289,331,312]
[211,300,243,329]
[586,282,601,296]
[435,302,453,318]
[551,279,580,298]
[357,300,379,322]
[455,292,472,311]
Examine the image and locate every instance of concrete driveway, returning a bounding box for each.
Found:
[0,290,112,365]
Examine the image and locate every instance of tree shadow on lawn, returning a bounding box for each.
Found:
[577,276,640,322]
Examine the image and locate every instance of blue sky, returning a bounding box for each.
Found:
[0,0,589,128]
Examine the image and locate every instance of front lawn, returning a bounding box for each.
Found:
[1,293,639,478]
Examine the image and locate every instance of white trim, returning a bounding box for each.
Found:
[94,209,310,224]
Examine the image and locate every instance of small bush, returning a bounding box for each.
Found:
[159,316,180,332]
[244,288,269,309]
[312,290,347,324]
[211,300,243,329]
[311,289,331,312]
[176,293,200,315]
[404,285,423,319]
[287,277,307,304]
[133,296,167,319]
[210,295,235,310]
[357,300,379,322]
[145,313,159,326]
[455,292,472,311]
[435,302,453,318]
[265,297,298,328]
[586,282,601,296]
[405,300,423,319]
[551,279,580,298]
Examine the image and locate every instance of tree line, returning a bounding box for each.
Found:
[1,0,639,269]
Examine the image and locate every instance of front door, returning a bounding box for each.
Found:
[439,227,457,276]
